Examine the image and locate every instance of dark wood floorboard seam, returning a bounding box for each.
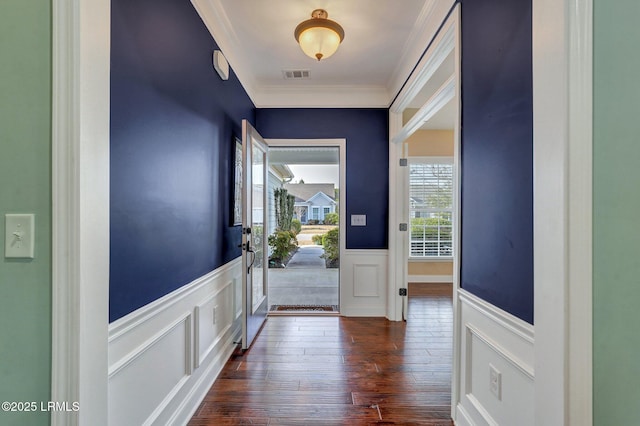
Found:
[189,296,454,425]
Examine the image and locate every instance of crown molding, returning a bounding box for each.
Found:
[387,0,457,101]
[253,85,390,108]
[190,0,259,104]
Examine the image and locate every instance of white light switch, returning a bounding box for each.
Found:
[5,214,35,258]
[351,214,367,226]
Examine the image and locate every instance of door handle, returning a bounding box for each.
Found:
[240,240,256,274]
[240,227,256,274]
[246,245,256,274]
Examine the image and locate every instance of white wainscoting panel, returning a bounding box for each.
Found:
[194,279,234,368]
[353,264,380,297]
[108,258,242,426]
[108,314,192,426]
[340,249,388,316]
[456,289,535,426]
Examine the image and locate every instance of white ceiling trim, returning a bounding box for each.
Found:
[390,14,456,113]
[191,0,259,104]
[253,85,390,109]
[387,0,457,103]
[386,0,438,94]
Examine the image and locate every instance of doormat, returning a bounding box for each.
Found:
[270,305,338,312]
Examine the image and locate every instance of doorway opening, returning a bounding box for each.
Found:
[388,6,459,419]
[265,145,342,314]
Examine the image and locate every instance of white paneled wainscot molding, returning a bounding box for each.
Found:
[108,258,242,426]
[340,249,388,317]
[455,289,535,426]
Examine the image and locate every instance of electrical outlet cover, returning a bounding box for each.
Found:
[489,363,502,400]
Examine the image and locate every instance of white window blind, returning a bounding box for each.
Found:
[409,159,453,257]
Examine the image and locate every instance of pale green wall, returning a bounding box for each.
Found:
[593,1,640,423]
[0,1,52,425]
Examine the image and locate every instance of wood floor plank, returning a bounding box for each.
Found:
[189,296,453,425]
[201,390,354,405]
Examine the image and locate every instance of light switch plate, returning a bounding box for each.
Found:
[5,214,35,258]
[351,214,366,226]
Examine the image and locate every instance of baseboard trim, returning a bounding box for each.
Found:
[408,274,454,283]
[455,403,474,426]
[467,394,498,426]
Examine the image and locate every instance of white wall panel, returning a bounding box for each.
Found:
[353,264,380,297]
[109,315,191,426]
[340,250,388,316]
[195,281,234,368]
[108,258,242,426]
[456,289,534,426]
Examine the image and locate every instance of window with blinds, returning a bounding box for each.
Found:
[409,158,454,257]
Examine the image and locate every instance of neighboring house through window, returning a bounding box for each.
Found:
[409,157,454,258]
[284,183,337,224]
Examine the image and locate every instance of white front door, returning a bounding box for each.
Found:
[241,120,269,350]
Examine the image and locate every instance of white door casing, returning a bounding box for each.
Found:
[52,0,111,424]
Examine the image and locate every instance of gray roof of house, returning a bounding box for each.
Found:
[284,183,335,202]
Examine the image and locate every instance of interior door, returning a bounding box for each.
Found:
[241,119,269,350]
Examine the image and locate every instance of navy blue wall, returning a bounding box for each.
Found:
[255,109,389,249]
[110,0,254,322]
[460,0,534,323]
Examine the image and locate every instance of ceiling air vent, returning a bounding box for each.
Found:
[282,69,310,80]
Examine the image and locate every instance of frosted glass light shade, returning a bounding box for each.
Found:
[298,27,342,61]
[294,9,344,61]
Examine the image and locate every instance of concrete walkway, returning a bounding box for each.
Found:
[285,245,325,269]
[268,245,339,307]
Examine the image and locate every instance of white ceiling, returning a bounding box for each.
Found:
[269,147,339,165]
[216,0,427,87]
[192,0,455,109]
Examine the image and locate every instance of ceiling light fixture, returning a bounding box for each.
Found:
[294,9,345,61]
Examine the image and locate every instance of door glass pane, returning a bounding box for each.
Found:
[251,143,265,312]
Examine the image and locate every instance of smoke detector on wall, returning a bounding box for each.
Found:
[213,50,229,80]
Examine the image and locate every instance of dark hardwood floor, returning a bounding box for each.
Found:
[189,296,453,425]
